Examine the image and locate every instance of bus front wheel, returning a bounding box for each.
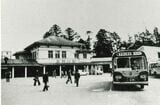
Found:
[140,85,144,89]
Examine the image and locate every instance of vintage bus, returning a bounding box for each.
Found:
[149,63,160,76]
[112,50,148,89]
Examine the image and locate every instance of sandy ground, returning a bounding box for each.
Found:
[2,73,160,105]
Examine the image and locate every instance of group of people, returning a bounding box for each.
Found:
[66,69,80,87]
[33,69,81,92]
[33,70,49,91]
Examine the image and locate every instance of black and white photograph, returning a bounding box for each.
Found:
[1,0,160,105]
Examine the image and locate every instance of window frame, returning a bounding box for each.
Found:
[48,50,53,58]
[55,50,60,58]
[75,53,79,59]
[62,51,66,58]
[83,53,87,59]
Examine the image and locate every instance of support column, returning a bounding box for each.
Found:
[73,65,76,73]
[86,65,89,72]
[12,67,14,78]
[25,67,27,78]
[59,65,62,77]
[43,66,46,74]
[91,65,94,75]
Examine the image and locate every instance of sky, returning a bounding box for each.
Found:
[1,0,160,54]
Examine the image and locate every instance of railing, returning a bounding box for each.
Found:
[36,58,91,64]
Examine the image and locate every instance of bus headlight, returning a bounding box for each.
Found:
[140,74,147,80]
[115,75,122,80]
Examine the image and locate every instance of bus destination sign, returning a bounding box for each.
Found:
[117,51,142,56]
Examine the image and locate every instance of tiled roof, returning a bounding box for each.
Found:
[25,36,84,50]
[76,49,94,53]
[13,50,31,56]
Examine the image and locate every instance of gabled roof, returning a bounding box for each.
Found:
[24,36,84,50]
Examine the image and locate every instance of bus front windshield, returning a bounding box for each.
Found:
[117,57,145,70]
[117,58,129,68]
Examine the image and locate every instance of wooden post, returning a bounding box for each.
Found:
[59,65,62,77]
[43,66,46,74]
[12,67,14,78]
[73,65,76,73]
[25,67,27,78]
[86,65,89,72]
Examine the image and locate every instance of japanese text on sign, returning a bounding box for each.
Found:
[117,52,142,56]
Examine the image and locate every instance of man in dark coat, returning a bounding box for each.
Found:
[74,69,80,87]
[43,72,49,91]
[33,70,41,86]
[66,69,72,84]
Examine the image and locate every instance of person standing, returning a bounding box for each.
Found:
[66,69,72,84]
[33,70,41,86]
[5,71,11,82]
[74,69,80,87]
[43,72,49,91]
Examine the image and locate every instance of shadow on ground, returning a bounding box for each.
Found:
[88,81,145,92]
[149,75,160,79]
[89,81,112,92]
[112,85,144,92]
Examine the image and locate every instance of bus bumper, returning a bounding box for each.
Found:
[113,81,148,85]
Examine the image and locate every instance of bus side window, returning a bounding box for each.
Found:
[131,59,142,70]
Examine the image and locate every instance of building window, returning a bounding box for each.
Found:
[75,53,79,59]
[48,50,53,58]
[32,52,33,59]
[55,51,60,58]
[158,52,160,58]
[32,52,36,59]
[83,53,87,59]
[62,51,66,58]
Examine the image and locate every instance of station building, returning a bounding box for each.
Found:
[1,36,112,78]
[137,46,160,64]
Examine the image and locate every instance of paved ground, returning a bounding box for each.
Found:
[2,73,160,105]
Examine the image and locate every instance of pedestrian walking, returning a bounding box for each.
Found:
[74,69,80,87]
[66,69,72,84]
[33,70,41,86]
[43,72,49,91]
[5,71,11,82]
